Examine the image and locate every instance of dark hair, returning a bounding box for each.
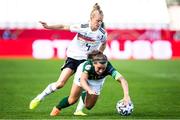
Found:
[87,50,107,64]
[101,22,105,29]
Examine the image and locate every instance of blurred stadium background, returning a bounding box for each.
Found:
[0,0,180,59]
[0,0,180,119]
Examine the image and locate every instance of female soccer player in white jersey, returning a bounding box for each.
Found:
[49,50,132,116]
[29,3,107,115]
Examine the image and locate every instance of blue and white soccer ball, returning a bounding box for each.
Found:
[116,100,134,116]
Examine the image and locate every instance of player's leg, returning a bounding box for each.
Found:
[74,80,102,115]
[84,93,99,110]
[74,91,87,116]
[50,83,82,116]
[29,68,74,110]
[84,78,105,110]
[29,57,81,110]
[72,64,87,116]
[38,68,73,99]
[74,91,99,113]
[74,80,103,115]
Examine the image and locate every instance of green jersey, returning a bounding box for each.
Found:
[82,60,122,80]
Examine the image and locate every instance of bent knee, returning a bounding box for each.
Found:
[86,106,93,110]
[85,104,94,110]
[55,81,66,89]
[68,97,78,105]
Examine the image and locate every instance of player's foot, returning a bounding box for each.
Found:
[50,107,61,116]
[73,111,87,116]
[29,97,41,110]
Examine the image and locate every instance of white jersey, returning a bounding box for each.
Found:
[67,23,107,60]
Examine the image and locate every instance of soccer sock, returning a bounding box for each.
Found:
[56,96,71,110]
[75,91,86,112]
[81,91,86,102]
[37,82,57,100]
[75,96,85,112]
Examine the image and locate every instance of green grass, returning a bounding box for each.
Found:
[0,59,180,119]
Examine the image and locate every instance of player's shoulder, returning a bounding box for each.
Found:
[107,61,113,68]
[98,27,106,35]
[83,60,93,71]
[80,23,89,28]
[106,61,115,71]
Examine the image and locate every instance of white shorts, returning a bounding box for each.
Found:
[73,63,105,95]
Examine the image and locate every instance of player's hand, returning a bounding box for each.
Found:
[122,96,131,105]
[88,89,97,95]
[39,21,49,29]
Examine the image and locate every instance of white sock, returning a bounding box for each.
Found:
[75,96,85,112]
[36,82,57,100]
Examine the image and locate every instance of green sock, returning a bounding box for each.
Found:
[56,96,70,110]
[81,91,86,103]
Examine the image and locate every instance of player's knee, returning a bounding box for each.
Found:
[56,81,65,89]
[85,104,93,110]
[68,97,78,105]
[86,106,93,110]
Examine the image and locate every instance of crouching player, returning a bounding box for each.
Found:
[50,50,131,116]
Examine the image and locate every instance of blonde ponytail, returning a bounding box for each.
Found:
[93,3,101,11]
[90,3,104,19]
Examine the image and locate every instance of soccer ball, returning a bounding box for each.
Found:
[116,100,134,116]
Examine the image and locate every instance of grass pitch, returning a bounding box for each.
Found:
[0,59,180,119]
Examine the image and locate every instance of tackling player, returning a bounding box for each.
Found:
[29,3,107,116]
[50,50,131,116]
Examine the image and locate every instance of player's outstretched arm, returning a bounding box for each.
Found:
[39,21,70,30]
[117,76,131,105]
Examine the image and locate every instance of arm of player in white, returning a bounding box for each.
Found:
[98,32,107,52]
[39,21,70,30]
[69,24,84,33]
[98,41,106,52]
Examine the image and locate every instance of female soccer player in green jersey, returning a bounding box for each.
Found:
[50,50,132,116]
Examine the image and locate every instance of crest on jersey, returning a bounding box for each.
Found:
[85,65,91,71]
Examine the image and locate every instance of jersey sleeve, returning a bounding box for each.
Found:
[82,61,92,74]
[69,24,81,33]
[70,23,89,33]
[101,32,107,43]
[111,70,123,80]
[107,62,122,80]
[99,27,107,43]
